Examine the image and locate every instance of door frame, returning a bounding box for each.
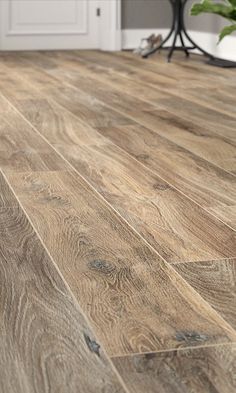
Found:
[100,0,122,51]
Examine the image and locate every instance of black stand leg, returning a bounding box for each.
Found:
[168,28,178,62]
[142,0,215,62]
[179,32,190,57]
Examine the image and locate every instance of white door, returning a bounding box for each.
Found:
[0,0,100,50]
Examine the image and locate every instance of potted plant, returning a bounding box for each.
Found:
[191,0,236,42]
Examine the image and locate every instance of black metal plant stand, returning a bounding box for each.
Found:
[142,0,215,62]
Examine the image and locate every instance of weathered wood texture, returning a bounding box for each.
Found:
[0,66,235,263]
[112,344,236,393]
[0,180,127,393]
[0,50,236,392]
[0,95,70,173]
[173,258,236,330]
[1,51,235,229]
[5,170,236,357]
[0,172,18,207]
[98,124,236,229]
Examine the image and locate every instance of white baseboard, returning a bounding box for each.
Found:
[122,28,236,61]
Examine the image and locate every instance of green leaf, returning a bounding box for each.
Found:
[191,0,236,41]
[228,0,236,7]
[219,23,236,41]
[191,0,235,20]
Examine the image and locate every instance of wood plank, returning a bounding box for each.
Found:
[0,51,57,72]
[0,114,47,152]
[24,50,236,172]
[98,124,236,228]
[53,141,236,263]
[54,50,179,89]
[112,344,236,393]
[51,68,236,143]
[0,62,133,130]
[170,85,236,119]
[0,200,127,392]
[0,149,69,173]
[115,50,235,82]
[4,169,236,357]
[130,108,236,174]
[147,97,236,142]
[164,50,236,78]
[0,172,18,207]
[133,109,236,174]
[209,205,236,230]
[173,258,236,330]
[0,99,70,172]
[41,62,236,174]
[75,50,236,121]
[6,96,108,147]
[75,50,225,90]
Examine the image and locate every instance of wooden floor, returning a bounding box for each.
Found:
[0,49,236,393]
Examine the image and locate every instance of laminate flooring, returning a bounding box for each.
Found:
[0,50,235,393]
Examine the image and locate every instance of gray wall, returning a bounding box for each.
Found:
[121,0,224,33]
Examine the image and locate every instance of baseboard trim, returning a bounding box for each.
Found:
[122,29,236,61]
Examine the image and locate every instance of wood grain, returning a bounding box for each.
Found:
[0,81,235,263]
[112,344,236,393]
[114,49,233,82]
[0,200,127,393]
[152,96,236,142]
[44,68,236,171]
[171,85,236,119]
[107,50,236,105]
[0,50,236,392]
[0,63,235,258]
[173,258,236,330]
[0,64,132,130]
[132,109,236,174]
[42,84,140,128]
[1,79,234,264]
[8,57,234,227]
[36,51,236,174]
[0,106,70,172]
[209,205,236,230]
[53,141,236,263]
[61,50,178,90]
[0,172,18,207]
[3,50,236,140]
[75,50,236,124]
[4,169,236,357]
[98,124,236,229]
[1,63,235,230]
[32,54,236,174]
[113,51,236,108]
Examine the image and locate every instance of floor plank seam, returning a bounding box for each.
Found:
[110,340,236,359]
[170,256,236,265]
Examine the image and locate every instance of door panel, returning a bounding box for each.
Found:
[0,0,99,50]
